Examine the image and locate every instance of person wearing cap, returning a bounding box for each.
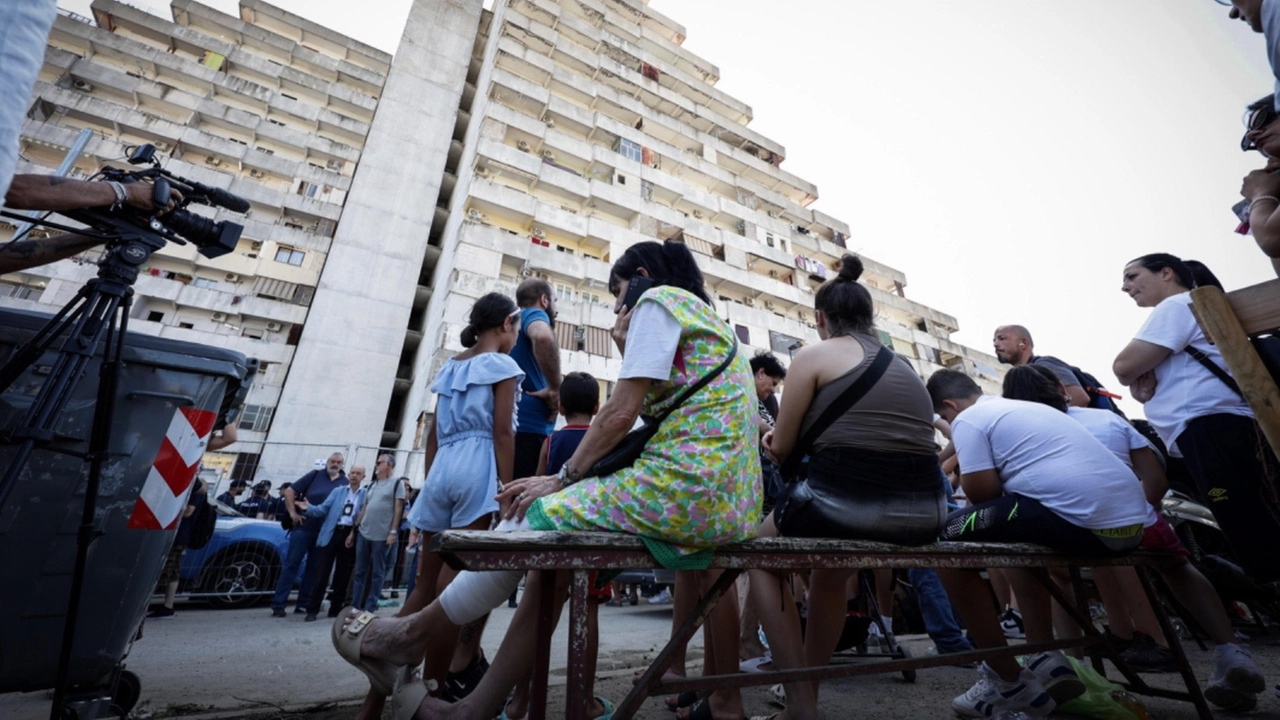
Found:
[237,481,273,519]
[216,478,249,514]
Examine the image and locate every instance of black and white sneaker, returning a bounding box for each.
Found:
[145,606,175,619]
[442,651,490,702]
[999,605,1025,639]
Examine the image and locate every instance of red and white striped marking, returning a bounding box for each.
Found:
[126,407,217,530]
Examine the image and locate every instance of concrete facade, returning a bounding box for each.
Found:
[2,0,1005,485]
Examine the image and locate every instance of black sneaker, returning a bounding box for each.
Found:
[1102,629,1134,654]
[442,651,489,702]
[271,608,287,618]
[304,613,318,622]
[146,606,175,619]
[293,607,307,614]
[1120,632,1177,673]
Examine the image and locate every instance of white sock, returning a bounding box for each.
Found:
[436,516,531,626]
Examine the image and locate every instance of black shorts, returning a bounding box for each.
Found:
[773,447,945,545]
[514,432,547,479]
[941,494,1140,558]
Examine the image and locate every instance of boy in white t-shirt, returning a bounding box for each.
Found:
[926,370,1157,718]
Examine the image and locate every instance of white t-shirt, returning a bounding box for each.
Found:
[618,300,682,381]
[952,396,1154,530]
[1132,293,1252,456]
[1067,407,1149,468]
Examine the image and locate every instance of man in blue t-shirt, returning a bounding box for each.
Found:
[509,278,562,479]
[269,453,347,617]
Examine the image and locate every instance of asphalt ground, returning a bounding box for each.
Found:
[4,593,1280,719]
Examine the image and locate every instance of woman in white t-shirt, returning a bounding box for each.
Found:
[1113,253,1280,581]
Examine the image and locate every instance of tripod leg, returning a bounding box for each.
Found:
[50,291,132,720]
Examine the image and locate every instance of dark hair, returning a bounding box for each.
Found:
[608,240,712,305]
[814,255,874,336]
[559,371,600,417]
[749,351,787,380]
[1128,253,1194,290]
[1183,260,1223,290]
[516,278,553,308]
[461,292,518,348]
[1001,365,1067,413]
[926,369,982,410]
[230,478,248,488]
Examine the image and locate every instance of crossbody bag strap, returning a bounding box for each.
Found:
[1185,346,1243,398]
[652,335,739,424]
[780,346,895,479]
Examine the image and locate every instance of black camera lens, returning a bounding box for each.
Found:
[163,209,242,258]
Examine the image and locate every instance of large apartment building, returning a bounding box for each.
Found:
[2,0,1004,484]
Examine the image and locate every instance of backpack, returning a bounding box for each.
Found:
[186,493,217,550]
[1032,355,1126,417]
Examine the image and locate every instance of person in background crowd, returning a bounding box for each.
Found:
[215,478,248,512]
[296,466,366,621]
[350,454,406,614]
[1114,254,1280,580]
[740,351,787,665]
[511,278,562,478]
[237,481,272,519]
[270,453,348,618]
[145,477,208,619]
[992,325,1091,408]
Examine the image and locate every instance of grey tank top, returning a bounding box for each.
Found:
[799,333,939,455]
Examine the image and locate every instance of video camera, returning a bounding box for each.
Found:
[59,143,248,258]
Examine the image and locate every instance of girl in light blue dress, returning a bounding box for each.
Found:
[402,292,523,689]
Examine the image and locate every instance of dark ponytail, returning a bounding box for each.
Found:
[1184,260,1224,290]
[813,254,874,336]
[1002,365,1068,413]
[1129,253,1194,290]
[608,239,712,305]
[460,292,518,348]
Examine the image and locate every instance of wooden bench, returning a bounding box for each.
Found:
[429,531,1211,719]
[1191,278,1280,457]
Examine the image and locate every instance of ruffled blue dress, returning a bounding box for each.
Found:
[408,352,524,533]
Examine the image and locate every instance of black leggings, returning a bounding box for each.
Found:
[941,494,1140,558]
[1178,414,1280,580]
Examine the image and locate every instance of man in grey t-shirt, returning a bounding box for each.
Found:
[992,325,1091,408]
[349,454,406,612]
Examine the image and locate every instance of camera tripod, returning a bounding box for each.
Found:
[0,224,162,720]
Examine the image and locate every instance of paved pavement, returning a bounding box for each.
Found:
[5,591,1280,719]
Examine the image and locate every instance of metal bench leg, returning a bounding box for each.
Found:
[566,569,592,720]
[1137,567,1213,720]
[1031,568,1150,693]
[612,569,741,720]
[531,569,558,720]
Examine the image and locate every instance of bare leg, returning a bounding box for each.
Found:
[804,568,856,700]
[449,614,489,673]
[937,568,1021,681]
[669,572,694,676]
[1045,568,1082,658]
[738,573,766,660]
[1004,568,1054,645]
[1159,560,1235,645]
[1095,566,1170,645]
[162,580,178,610]
[1093,566,1135,640]
[748,516,819,719]
[989,568,1016,610]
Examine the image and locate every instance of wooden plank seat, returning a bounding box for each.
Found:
[429,530,1211,719]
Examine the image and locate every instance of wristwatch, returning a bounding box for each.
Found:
[557,463,582,489]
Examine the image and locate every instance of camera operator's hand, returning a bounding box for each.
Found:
[4,174,182,214]
[124,181,182,214]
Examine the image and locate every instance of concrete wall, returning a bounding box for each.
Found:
[263,0,484,459]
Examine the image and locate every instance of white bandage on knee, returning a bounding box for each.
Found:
[437,515,532,625]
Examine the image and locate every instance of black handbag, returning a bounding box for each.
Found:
[586,336,739,478]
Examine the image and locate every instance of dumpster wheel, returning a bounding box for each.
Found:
[107,669,140,717]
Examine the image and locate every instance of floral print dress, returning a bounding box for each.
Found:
[528,286,761,568]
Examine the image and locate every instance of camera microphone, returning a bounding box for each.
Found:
[187,181,251,214]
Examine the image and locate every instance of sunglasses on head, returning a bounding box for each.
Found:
[1243,95,1278,154]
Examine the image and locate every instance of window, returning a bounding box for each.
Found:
[281,92,298,101]
[146,311,165,322]
[555,283,575,302]
[0,281,36,300]
[735,324,750,345]
[876,330,894,348]
[274,247,305,266]
[555,245,575,255]
[268,118,286,127]
[238,404,274,432]
[178,321,194,329]
[229,452,260,481]
[255,146,275,155]
[192,277,217,289]
[241,327,265,340]
[612,137,643,163]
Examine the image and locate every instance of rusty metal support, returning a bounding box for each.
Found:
[1136,567,1212,720]
[566,569,592,720]
[530,569,557,720]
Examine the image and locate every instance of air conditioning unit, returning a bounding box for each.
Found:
[224,273,241,282]
[517,140,531,152]
[743,297,755,307]
[545,118,556,128]
[540,150,555,161]
[768,270,779,279]
[265,321,283,332]
[798,310,808,321]
[692,210,703,219]
[205,155,222,167]
[153,141,170,151]
[249,168,264,178]
[250,240,263,250]
[211,312,228,322]
[326,159,343,171]
[466,209,489,223]
[767,210,782,219]
[530,227,546,239]
[72,79,93,92]
[764,300,776,311]
[474,166,491,178]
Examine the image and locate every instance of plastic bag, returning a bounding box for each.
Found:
[1056,656,1149,719]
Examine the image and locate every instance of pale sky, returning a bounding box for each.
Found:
[62,0,1278,416]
